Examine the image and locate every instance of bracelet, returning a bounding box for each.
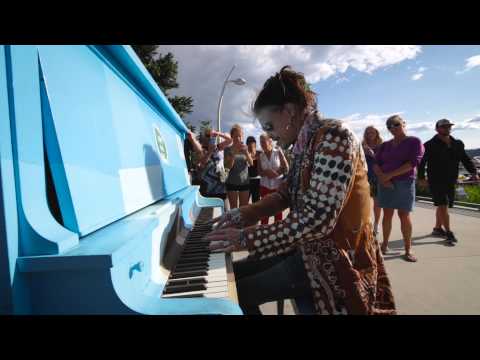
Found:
[238,229,247,249]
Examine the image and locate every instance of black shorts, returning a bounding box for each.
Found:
[226,183,250,192]
[429,182,455,208]
[204,193,227,200]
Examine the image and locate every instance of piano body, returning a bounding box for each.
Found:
[0,45,242,314]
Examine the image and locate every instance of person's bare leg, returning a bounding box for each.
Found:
[398,210,413,255]
[223,198,230,212]
[228,191,238,209]
[382,208,394,251]
[439,205,450,232]
[239,190,250,207]
[435,206,443,230]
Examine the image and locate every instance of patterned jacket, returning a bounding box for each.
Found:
[241,116,396,315]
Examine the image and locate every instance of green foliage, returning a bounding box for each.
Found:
[415,182,480,205]
[199,120,212,133]
[184,120,196,133]
[464,185,480,204]
[132,45,194,118]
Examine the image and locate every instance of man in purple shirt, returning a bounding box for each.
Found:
[373,115,425,262]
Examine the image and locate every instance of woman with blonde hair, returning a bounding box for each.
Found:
[362,126,383,235]
[224,124,254,209]
[374,115,424,262]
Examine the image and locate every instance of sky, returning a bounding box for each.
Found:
[156,45,480,149]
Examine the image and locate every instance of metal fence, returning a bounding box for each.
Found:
[416,195,480,211]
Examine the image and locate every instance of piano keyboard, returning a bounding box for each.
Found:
[162,207,236,300]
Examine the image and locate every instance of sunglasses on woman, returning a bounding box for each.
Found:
[257,106,283,132]
[387,122,402,130]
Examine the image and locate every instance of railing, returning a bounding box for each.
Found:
[416,196,480,211]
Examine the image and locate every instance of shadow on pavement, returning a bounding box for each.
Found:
[381,234,451,261]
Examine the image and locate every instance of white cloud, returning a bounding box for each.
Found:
[411,73,424,81]
[465,55,480,70]
[340,111,405,139]
[407,121,434,131]
[411,66,427,80]
[335,76,350,84]
[342,113,480,148]
[467,116,480,124]
[456,54,480,74]
[156,45,421,138]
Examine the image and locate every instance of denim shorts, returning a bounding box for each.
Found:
[377,179,416,212]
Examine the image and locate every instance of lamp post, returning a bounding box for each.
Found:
[216,64,246,140]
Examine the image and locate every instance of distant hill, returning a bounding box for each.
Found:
[466,148,480,158]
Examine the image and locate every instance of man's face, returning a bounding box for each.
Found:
[436,125,452,136]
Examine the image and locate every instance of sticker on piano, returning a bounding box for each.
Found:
[153,125,168,161]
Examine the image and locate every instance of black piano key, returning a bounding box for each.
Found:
[169,270,207,279]
[162,293,204,298]
[162,207,230,298]
[163,284,206,294]
[166,278,207,286]
[174,263,208,271]
[176,258,209,266]
[181,250,210,255]
[174,264,208,272]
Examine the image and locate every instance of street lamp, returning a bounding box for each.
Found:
[216,64,246,138]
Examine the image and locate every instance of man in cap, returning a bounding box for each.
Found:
[418,119,478,245]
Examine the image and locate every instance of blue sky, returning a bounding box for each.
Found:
[315,45,480,148]
[161,45,480,149]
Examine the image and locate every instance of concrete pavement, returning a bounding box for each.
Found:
[235,202,480,315]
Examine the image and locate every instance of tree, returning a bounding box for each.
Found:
[184,120,196,133]
[199,120,212,134]
[132,45,194,118]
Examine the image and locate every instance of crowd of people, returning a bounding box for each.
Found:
[185,125,289,218]
[182,65,479,315]
[362,116,478,263]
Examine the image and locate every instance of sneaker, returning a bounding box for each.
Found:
[432,227,447,237]
[381,244,390,255]
[446,231,458,243]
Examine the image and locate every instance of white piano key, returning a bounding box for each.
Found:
[168,272,228,283]
[202,291,229,299]
[163,290,229,299]
[209,253,227,263]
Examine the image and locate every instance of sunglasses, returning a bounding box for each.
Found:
[257,106,284,133]
[260,121,274,132]
[387,122,402,130]
[438,125,453,129]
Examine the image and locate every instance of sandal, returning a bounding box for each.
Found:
[381,244,389,255]
[404,253,418,262]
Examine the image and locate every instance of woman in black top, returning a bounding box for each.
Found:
[246,136,262,203]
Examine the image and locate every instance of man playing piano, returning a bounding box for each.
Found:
[204,66,396,315]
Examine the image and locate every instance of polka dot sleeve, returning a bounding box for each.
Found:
[244,125,358,259]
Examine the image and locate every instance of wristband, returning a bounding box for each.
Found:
[238,229,247,249]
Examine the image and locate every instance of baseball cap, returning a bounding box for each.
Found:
[436,119,454,128]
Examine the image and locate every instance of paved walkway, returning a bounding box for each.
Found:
[235,202,480,315]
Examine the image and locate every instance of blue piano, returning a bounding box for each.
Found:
[0,45,242,315]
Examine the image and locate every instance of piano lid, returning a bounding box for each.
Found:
[37,45,191,236]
